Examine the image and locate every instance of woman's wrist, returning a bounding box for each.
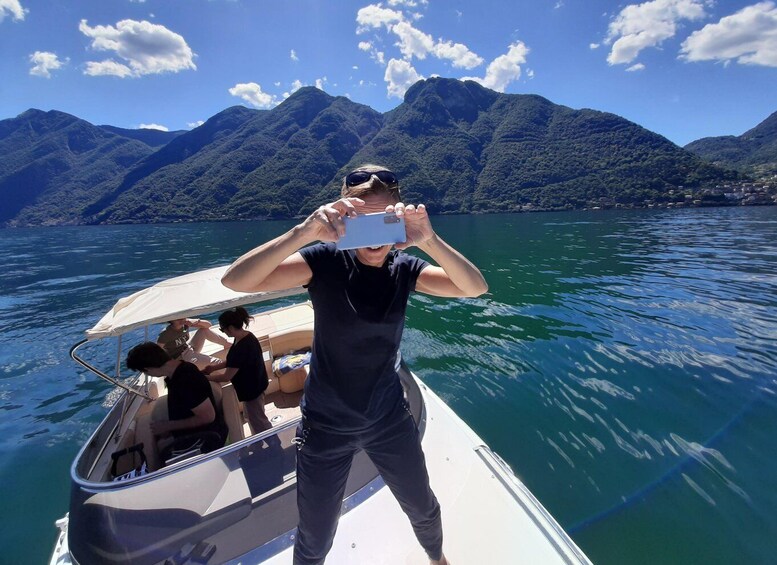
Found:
[416,232,440,253]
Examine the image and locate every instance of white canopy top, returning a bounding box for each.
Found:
[86,265,304,339]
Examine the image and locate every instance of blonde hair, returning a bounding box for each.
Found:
[341,164,401,203]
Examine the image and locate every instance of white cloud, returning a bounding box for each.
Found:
[384,58,423,98]
[680,1,777,67]
[139,123,168,131]
[187,120,204,129]
[315,76,328,90]
[290,49,299,61]
[626,62,646,71]
[290,79,303,92]
[228,82,278,109]
[604,0,709,65]
[387,0,427,6]
[29,51,68,78]
[358,41,372,51]
[590,42,600,49]
[462,41,529,92]
[84,59,134,78]
[392,20,435,59]
[0,0,25,23]
[433,39,484,69]
[79,19,196,77]
[356,4,404,32]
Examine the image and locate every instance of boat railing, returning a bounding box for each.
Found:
[474,445,592,565]
[70,338,151,400]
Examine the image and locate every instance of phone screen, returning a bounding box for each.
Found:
[336,212,406,250]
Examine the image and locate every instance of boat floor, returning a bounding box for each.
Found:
[249,380,588,565]
[253,390,303,437]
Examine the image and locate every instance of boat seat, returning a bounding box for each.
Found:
[146,376,167,399]
[268,326,313,394]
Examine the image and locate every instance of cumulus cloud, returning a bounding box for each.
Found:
[604,0,709,66]
[626,62,646,71]
[356,4,404,32]
[392,20,435,59]
[187,120,205,129]
[29,51,68,78]
[680,1,777,67]
[433,39,484,69]
[79,19,196,77]
[84,60,134,78]
[228,82,278,109]
[387,0,427,6]
[290,49,299,61]
[0,0,25,23]
[139,123,168,131]
[315,76,328,90]
[384,58,423,98]
[462,41,529,92]
[357,5,482,69]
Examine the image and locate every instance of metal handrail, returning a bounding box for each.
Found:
[70,339,151,400]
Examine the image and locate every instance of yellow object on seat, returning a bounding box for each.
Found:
[268,326,313,394]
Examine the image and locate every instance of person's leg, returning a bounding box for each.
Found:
[293,423,356,565]
[363,406,444,562]
[244,394,282,447]
[244,394,272,434]
[190,327,231,352]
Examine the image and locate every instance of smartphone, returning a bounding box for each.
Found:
[336,212,406,250]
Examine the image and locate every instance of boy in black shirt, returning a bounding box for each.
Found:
[222,165,487,565]
[127,342,227,461]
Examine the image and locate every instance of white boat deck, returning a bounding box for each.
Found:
[261,379,589,565]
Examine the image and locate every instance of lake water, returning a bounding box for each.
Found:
[1,207,776,565]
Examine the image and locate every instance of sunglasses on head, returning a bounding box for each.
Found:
[345,170,398,187]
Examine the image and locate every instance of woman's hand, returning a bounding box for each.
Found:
[387,202,434,249]
[298,197,365,243]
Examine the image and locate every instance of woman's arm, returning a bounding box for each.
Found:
[391,203,488,298]
[222,198,365,293]
[205,367,238,383]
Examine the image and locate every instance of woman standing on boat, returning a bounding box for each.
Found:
[222,164,487,565]
[203,307,274,437]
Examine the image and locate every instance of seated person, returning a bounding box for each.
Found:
[157,317,230,369]
[127,342,228,467]
[204,307,274,437]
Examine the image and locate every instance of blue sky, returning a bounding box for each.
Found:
[1,0,775,146]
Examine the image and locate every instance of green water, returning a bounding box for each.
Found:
[1,207,776,564]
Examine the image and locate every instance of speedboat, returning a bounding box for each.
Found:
[49,265,592,564]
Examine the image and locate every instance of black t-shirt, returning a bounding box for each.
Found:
[165,361,228,442]
[299,243,429,432]
[225,332,267,402]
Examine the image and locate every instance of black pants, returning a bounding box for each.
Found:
[293,401,443,564]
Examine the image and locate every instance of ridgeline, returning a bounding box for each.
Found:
[0,78,758,227]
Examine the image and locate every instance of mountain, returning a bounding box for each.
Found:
[0,79,741,227]
[326,79,735,213]
[98,125,186,148]
[0,109,158,225]
[685,111,777,175]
